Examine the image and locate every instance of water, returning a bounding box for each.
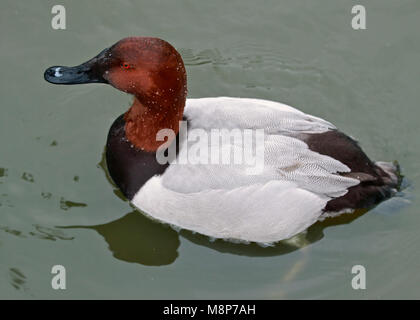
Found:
[0,0,419,299]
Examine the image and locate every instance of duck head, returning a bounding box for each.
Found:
[44,37,187,151]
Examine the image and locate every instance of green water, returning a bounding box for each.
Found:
[0,0,419,299]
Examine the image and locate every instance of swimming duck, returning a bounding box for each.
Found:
[44,37,400,244]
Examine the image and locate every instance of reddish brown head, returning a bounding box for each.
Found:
[44,37,187,151]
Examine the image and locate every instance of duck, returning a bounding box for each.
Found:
[44,37,400,244]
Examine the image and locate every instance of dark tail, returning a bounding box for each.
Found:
[324,160,402,213]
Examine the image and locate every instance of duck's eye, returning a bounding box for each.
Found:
[121,62,131,69]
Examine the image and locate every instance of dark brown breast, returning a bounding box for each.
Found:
[105,114,170,200]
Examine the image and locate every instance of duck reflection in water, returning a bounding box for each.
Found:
[66,208,367,266]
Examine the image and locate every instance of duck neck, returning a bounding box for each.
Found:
[124,95,185,152]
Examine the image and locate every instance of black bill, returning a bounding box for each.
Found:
[44,47,111,85]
